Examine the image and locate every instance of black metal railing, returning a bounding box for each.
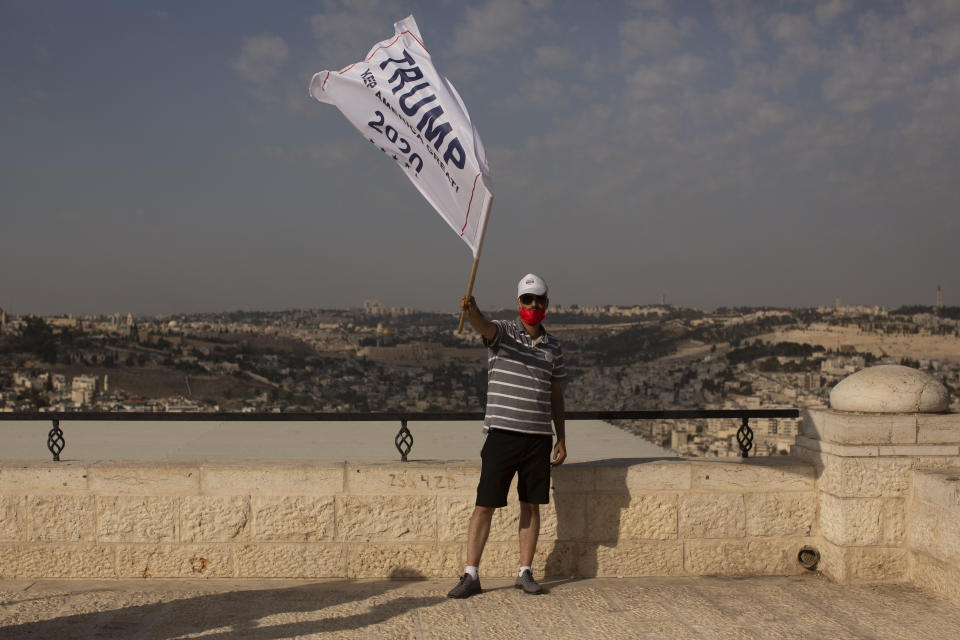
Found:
[0,409,799,461]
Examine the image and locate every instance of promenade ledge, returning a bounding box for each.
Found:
[0,367,958,633]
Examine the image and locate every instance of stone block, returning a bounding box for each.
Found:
[745,493,816,537]
[817,537,846,582]
[821,543,907,583]
[0,544,20,578]
[579,541,684,577]
[181,496,250,542]
[817,454,913,498]
[588,494,677,542]
[346,542,460,578]
[912,457,960,471]
[802,409,917,445]
[16,544,115,578]
[542,493,586,541]
[487,502,523,542]
[0,462,88,494]
[819,494,904,546]
[917,413,960,444]
[678,493,745,539]
[909,551,960,604]
[620,461,691,492]
[117,544,234,578]
[27,495,95,542]
[436,496,474,542]
[345,464,477,495]
[540,541,580,577]
[552,464,598,492]
[337,495,435,541]
[907,500,940,560]
[683,538,805,576]
[96,496,178,542]
[878,445,960,456]
[585,494,630,542]
[691,460,814,492]
[236,543,346,578]
[908,501,960,566]
[913,470,960,508]
[201,463,344,495]
[251,496,335,541]
[0,496,25,542]
[795,435,879,457]
[88,464,199,495]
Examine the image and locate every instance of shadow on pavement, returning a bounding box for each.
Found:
[0,572,444,640]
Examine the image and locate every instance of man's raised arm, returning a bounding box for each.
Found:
[460,295,497,342]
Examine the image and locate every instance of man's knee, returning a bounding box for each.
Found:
[472,505,495,521]
[519,501,539,515]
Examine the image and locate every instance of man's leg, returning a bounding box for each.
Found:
[518,501,540,567]
[467,505,495,566]
[449,506,494,598]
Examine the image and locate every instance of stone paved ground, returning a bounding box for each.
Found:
[2,574,960,639]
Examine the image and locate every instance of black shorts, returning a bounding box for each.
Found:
[476,428,553,508]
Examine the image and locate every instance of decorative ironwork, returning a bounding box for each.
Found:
[395,419,413,462]
[736,416,754,458]
[47,419,65,461]
[1,409,800,462]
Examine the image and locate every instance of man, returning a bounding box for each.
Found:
[448,273,567,598]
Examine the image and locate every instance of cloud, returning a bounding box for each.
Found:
[932,24,960,62]
[246,141,368,170]
[815,0,854,25]
[620,16,696,60]
[628,0,672,13]
[764,12,823,90]
[712,0,766,55]
[820,12,936,114]
[497,76,586,110]
[529,44,578,71]
[906,0,960,28]
[442,0,553,79]
[310,0,403,65]
[233,34,290,84]
[450,0,541,56]
[765,12,815,44]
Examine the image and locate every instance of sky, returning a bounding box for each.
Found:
[2,0,959,316]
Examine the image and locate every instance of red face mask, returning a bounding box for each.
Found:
[520,308,546,325]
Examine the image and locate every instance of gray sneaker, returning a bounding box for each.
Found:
[515,569,543,594]
[447,573,482,598]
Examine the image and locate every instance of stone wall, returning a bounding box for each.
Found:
[908,470,960,602]
[794,409,960,582]
[0,458,817,579]
[794,408,960,587]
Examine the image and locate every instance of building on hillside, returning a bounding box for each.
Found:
[71,375,98,405]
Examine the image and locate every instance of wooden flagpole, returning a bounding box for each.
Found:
[457,190,494,332]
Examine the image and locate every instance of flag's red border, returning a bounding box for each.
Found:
[363,30,429,63]
[460,173,482,236]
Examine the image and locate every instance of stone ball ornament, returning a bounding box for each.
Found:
[829,364,950,413]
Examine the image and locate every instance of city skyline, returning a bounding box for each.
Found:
[0,290,953,321]
[2,1,958,316]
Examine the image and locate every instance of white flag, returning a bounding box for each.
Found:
[309,15,493,258]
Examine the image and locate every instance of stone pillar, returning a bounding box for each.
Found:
[793,365,959,583]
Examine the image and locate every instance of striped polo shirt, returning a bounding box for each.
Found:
[483,318,567,436]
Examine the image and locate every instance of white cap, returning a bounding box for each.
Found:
[517,273,548,298]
